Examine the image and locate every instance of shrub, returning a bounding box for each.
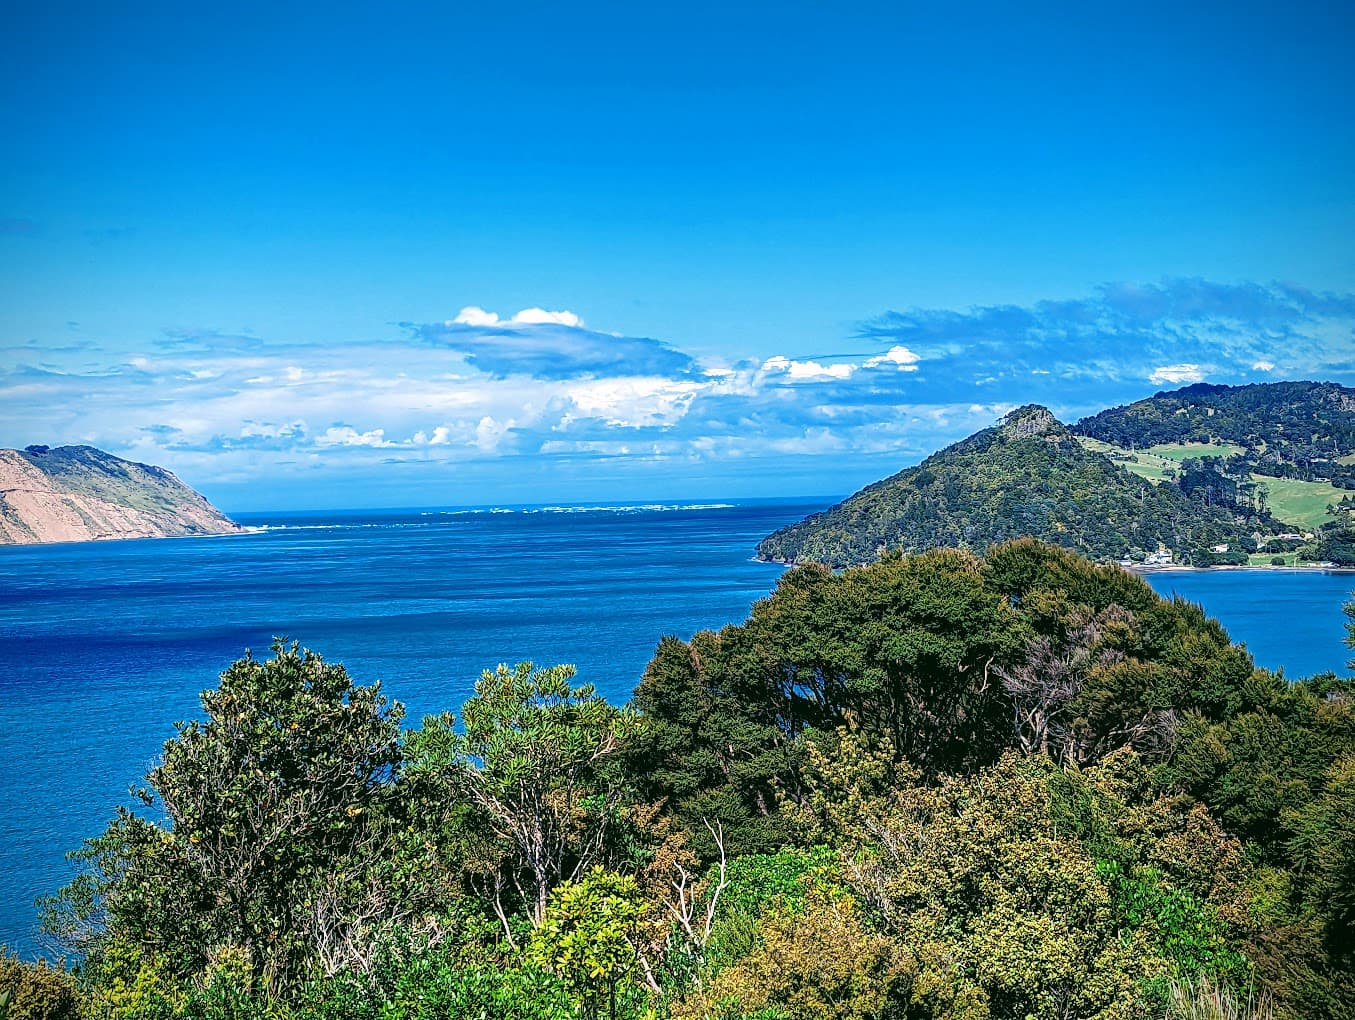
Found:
[0,950,82,1020]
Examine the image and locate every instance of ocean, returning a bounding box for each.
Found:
[2,500,1351,954]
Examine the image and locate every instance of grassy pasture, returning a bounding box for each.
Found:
[1142,442,1247,462]
[1077,437,1350,530]
[1076,438,1181,484]
[1254,474,1350,531]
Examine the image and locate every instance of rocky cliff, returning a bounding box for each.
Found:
[0,445,240,545]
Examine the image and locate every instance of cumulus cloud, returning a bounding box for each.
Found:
[451,306,500,327]
[864,345,922,371]
[511,307,584,327]
[449,306,585,328]
[760,355,856,382]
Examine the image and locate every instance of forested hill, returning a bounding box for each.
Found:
[757,405,1274,567]
[1074,381,1355,486]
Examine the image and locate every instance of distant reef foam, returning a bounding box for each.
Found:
[0,444,240,545]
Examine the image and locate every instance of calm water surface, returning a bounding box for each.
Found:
[2,503,1351,953]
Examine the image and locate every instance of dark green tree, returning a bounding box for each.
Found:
[44,640,404,996]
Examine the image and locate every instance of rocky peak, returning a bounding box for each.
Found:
[1000,404,1066,440]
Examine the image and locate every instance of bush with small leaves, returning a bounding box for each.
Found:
[0,951,82,1020]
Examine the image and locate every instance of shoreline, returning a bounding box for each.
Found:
[1127,563,1355,574]
[759,554,1355,575]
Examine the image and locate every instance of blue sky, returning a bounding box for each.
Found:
[2,2,1353,510]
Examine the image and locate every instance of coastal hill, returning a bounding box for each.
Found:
[0,444,240,545]
[757,404,1277,567]
[1074,380,1355,487]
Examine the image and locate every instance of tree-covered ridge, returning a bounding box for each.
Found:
[11,540,1355,1020]
[757,405,1274,567]
[1074,381,1355,488]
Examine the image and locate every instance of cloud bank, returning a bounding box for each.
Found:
[2,279,1352,504]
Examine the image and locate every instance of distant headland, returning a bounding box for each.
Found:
[0,444,240,545]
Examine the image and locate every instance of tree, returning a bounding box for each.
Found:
[802,740,1256,1020]
[672,886,914,1020]
[407,663,636,937]
[629,550,1022,859]
[529,868,649,1020]
[0,950,82,1020]
[45,640,404,995]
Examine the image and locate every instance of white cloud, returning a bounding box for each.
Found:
[511,307,584,328]
[451,306,500,327]
[760,355,856,381]
[8,278,1352,501]
[316,426,395,448]
[412,425,453,446]
[564,376,702,427]
[449,306,585,329]
[1149,363,1206,385]
[864,345,921,371]
[474,416,515,452]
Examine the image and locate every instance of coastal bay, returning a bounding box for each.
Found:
[1,501,1351,954]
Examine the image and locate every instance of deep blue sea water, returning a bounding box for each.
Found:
[2,501,1352,955]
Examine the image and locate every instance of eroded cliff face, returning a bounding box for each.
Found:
[0,446,241,545]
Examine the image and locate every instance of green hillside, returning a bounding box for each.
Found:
[757,405,1272,567]
[1075,380,1355,486]
[1077,437,1345,531]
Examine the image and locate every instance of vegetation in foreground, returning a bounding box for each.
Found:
[6,540,1355,1019]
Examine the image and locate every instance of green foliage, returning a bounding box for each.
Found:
[35,537,1355,1020]
[529,868,650,1019]
[0,951,82,1020]
[1282,754,1355,967]
[1096,861,1246,981]
[630,548,1026,853]
[1160,671,1355,861]
[804,744,1256,1020]
[1314,512,1355,566]
[632,538,1272,881]
[699,846,839,975]
[364,946,578,1020]
[44,640,405,997]
[406,662,637,929]
[673,888,913,1020]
